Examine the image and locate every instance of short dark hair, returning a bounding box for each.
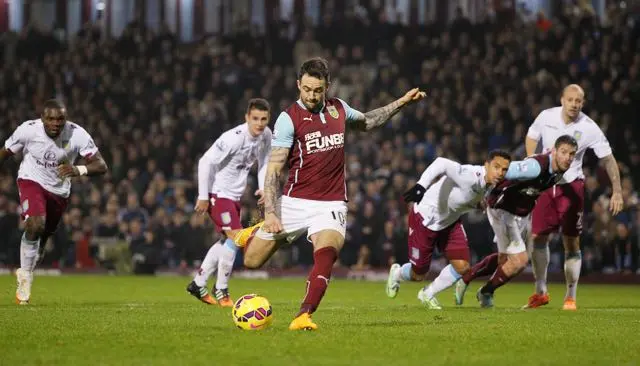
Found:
[298,57,330,83]
[43,99,66,111]
[247,98,270,113]
[554,135,578,150]
[487,149,512,162]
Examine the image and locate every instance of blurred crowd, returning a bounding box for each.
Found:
[0,2,639,275]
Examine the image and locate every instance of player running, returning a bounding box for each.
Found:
[524,84,623,310]
[385,151,512,309]
[233,57,426,330]
[0,99,108,304]
[455,135,578,308]
[186,98,272,307]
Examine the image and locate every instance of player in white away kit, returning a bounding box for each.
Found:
[186,98,271,307]
[385,151,511,309]
[524,85,623,310]
[0,100,108,304]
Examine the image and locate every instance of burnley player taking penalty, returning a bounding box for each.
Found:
[455,135,578,308]
[0,99,108,304]
[233,57,426,330]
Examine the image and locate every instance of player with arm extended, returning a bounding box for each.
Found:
[385,151,511,309]
[455,135,578,308]
[185,98,272,307]
[232,57,426,330]
[523,84,623,310]
[0,99,108,304]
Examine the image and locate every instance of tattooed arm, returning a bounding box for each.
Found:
[264,147,290,218]
[600,154,624,216]
[349,88,426,132]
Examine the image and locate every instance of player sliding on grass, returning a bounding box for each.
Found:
[0,99,108,304]
[233,57,426,330]
[455,135,578,308]
[385,151,512,309]
[186,99,272,307]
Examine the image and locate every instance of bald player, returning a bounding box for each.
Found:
[524,84,623,310]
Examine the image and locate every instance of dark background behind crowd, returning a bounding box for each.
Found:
[0,1,639,276]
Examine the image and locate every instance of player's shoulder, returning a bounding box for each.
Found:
[219,123,247,146]
[537,107,562,120]
[576,112,601,130]
[66,121,89,133]
[17,119,42,130]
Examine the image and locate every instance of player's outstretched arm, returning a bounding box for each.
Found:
[351,88,426,131]
[600,154,623,215]
[403,157,467,203]
[58,151,108,178]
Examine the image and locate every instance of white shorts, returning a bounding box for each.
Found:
[256,196,348,243]
[487,208,530,255]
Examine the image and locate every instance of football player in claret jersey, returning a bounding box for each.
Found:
[385,151,512,309]
[186,98,271,307]
[524,84,623,310]
[233,57,426,330]
[0,99,108,304]
[455,135,578,308]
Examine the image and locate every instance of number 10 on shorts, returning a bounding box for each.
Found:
[331,211,346,226]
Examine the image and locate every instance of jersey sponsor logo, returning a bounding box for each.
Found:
[327,106,339,119]
[44,151,57,161]
[304,131,344,154]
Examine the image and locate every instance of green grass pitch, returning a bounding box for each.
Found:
[1,275,639,365]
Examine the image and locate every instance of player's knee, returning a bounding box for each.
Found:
[25,217,45,238]
[531,234,547,247]
[411,270,426,281]
[243,254,263,269]
[511,252,529,270]
[450,260,470,275]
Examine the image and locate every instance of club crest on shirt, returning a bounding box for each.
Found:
[327,106,339,119]
[573,130,582,141]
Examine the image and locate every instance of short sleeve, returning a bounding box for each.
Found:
[337,98,365,123]
[589,127,613,158]
[76,128,99,158]
[526,110,546,141]
[272,112,295,148]
[505,158,543,180]
[4,123,29,153]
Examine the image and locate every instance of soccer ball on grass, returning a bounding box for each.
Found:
[232,294,273,330]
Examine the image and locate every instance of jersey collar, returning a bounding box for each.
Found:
[296,99,325,114]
